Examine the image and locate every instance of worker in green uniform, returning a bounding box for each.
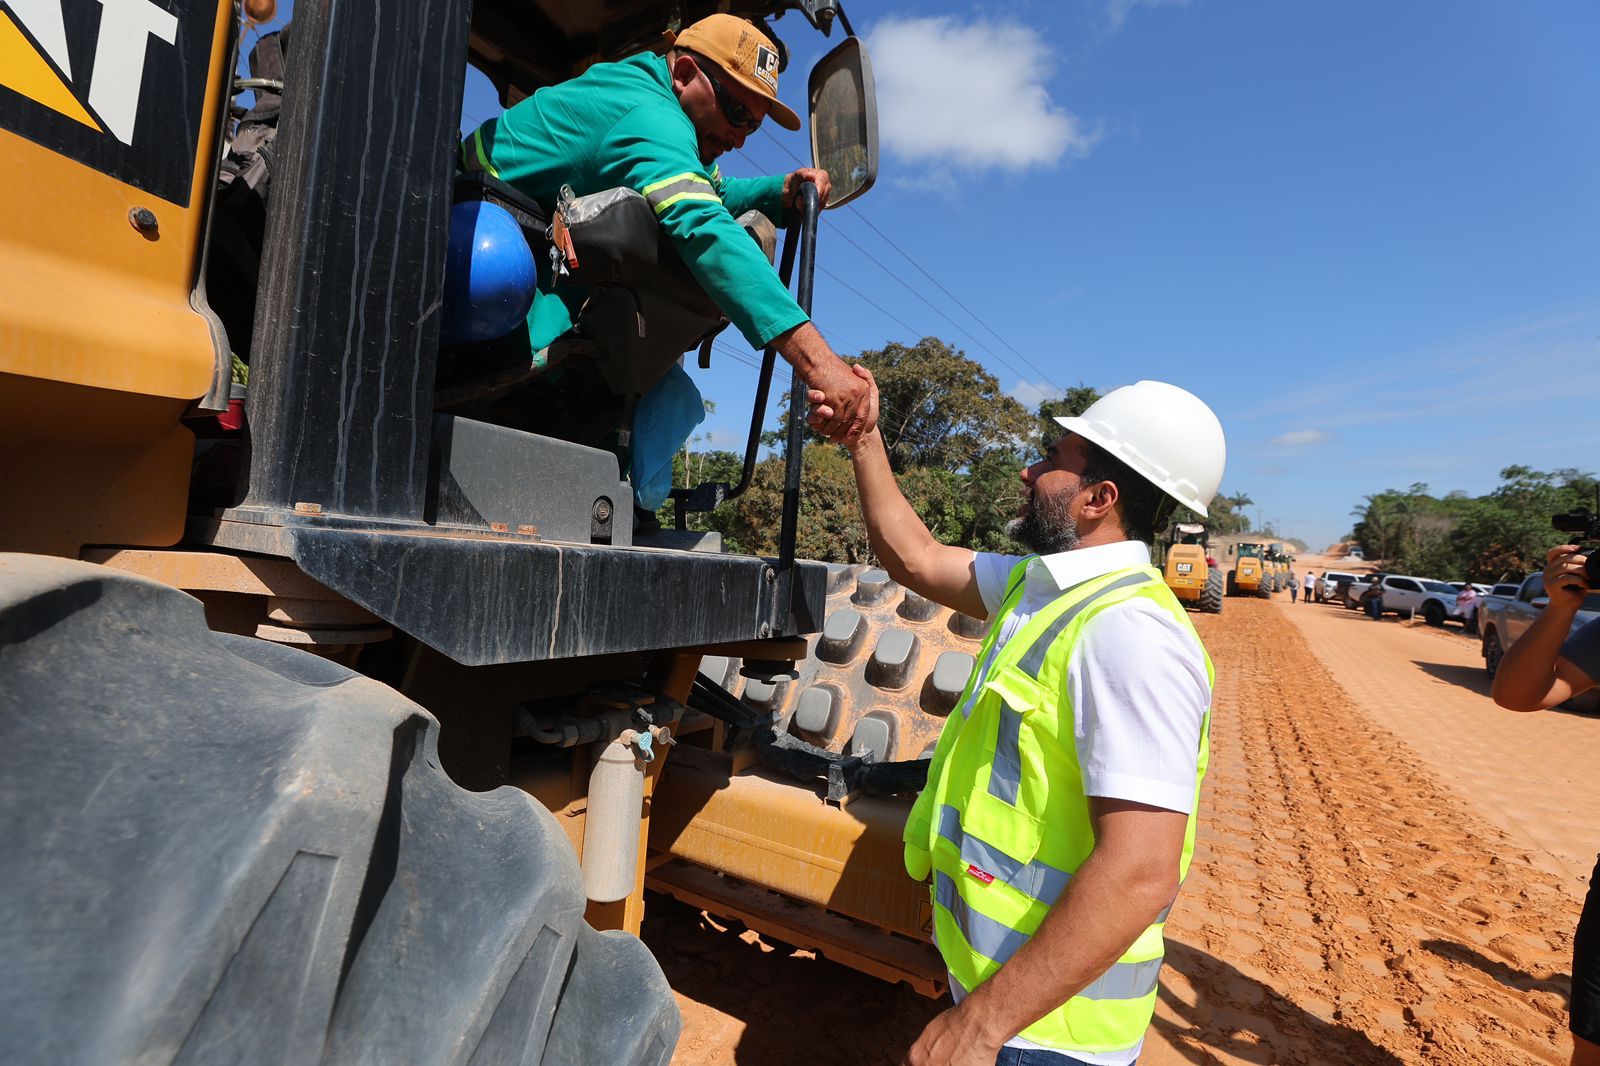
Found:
[460,13,872,452]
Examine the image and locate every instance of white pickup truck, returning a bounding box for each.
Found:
[1479,574,1600,710]
[1351,574,1465,626]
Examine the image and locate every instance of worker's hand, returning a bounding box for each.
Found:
[804,359,876,444]
[901,1004,1005,1066]
[1543,543,1591,611]
[783,167,832,210]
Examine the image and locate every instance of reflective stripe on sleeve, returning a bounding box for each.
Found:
[642,172,720,214]
[471,128,500,179]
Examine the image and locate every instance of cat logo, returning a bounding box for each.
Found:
[753,44,779,91]
[0,0,213,206]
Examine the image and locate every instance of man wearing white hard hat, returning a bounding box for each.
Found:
[836,372,1225,1066]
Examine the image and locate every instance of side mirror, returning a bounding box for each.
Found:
[1531,596,1550,609]
[809,36,878,209]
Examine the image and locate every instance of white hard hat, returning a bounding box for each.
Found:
[1053,380,1226,516]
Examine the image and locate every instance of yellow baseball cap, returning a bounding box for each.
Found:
[672,14,801,131]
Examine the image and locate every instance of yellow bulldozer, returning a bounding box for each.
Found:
[0,2,966,1060]
[1159,522,1223,614]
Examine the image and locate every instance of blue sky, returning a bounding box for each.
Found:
[252,1,1600,550]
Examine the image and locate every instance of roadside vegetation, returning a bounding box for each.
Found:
[1349,466,1598,581]
[658,337,1262,562]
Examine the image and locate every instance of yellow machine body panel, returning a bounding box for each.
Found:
[0,0,234,555]
[1163,543,1209,602]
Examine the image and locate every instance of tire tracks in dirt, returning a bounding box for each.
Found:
[1157,600,1574,1064]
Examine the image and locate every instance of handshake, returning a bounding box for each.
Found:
[804,362,880,445]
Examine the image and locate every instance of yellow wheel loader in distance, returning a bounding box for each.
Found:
[0,1,957,1061]
[1160,522,1223,614]
[1227,541,1273,597]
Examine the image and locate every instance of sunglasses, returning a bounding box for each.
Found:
[697,61,762,133]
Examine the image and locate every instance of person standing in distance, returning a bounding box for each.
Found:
[1491,543,1600,1066]
[1302,570,1316,605]
[834,373,1225,1066]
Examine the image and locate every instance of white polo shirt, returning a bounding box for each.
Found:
[949,540,1212,1065]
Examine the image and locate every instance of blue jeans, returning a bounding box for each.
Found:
[1366,598,1383,620]
[995,1049,1119,1065]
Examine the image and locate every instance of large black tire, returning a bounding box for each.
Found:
[0,555,678,1066]
[1256,576,1272,599]
[1199,567,1224,614]
[703,565,987,764]
[1226,570,1239,597]
[1423,600,1446,627]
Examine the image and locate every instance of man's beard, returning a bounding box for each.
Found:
[1007,490,1081,555]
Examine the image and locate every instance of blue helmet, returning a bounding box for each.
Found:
[441,201,537,345]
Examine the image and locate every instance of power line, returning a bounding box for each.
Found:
[749,131,1064,391]
[731,149,1039,379]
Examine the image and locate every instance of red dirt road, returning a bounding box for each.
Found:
[648,566,1588,1064]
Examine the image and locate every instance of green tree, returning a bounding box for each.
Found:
[1347,467,1597,580]
[854,337,1035,474]
[1035,385,1102,451]
[719,447,873,562]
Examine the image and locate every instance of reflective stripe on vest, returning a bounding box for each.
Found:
[988,571,1156,805]
[936,873,1165,1001]
[937,804,1071,906]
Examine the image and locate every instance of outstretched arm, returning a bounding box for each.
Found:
[1492,545,1598,710]
[836,367,985,618]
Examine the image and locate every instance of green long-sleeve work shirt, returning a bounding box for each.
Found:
[462,52,807,354]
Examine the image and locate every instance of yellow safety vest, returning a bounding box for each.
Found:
[904,560,1213,1053]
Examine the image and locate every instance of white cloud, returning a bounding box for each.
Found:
[1104,0,1190,33]
[1267,429,1333,448]
[867,16,1099,174]
[1009,379,1065,410]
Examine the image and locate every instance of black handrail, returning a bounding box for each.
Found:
[669,204,804,530]
[774,181,821,628]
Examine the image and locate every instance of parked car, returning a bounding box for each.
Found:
[1479,575,1600,711]
[1340,574,1462,625]
[1348,547,1366,559]
[1319,570,1360,603]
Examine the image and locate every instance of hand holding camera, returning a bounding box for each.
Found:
[1547,509,1600,607]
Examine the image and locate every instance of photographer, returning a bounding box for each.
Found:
[1491,542,1600,1065]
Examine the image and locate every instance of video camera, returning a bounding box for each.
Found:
[1552,509,1600,584]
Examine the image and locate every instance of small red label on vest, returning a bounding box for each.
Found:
[966,864,995,885]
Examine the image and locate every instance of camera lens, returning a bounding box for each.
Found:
[1586,551,1600,586]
